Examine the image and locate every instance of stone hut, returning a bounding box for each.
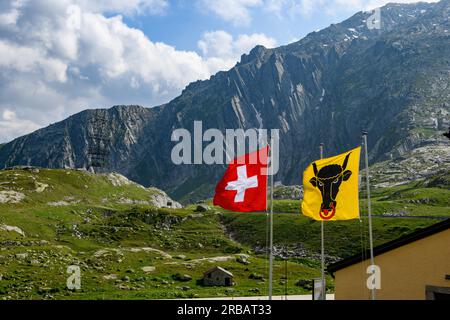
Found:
[203,266,234,286]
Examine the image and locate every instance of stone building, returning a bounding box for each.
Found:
[203,266,234,286]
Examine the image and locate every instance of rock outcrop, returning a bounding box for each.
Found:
[0,1,449,202]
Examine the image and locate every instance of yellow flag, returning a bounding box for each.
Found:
[302,147,361,221]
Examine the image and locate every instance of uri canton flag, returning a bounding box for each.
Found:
[302,147,361,221]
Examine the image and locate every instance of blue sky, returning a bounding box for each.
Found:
[0,0,438,143]
[121,2,348,52]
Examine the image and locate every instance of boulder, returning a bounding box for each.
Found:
[149,189,182,209]
[236,256,249,265]
[0,224,25,236]
[0,191,25,204]
[295,279,313,290]
[173,274,192,282]
[30,259,40,266]
[141,266,156,273]
[195,204,210,212]
[103,274,118,280]
[15,253,28,260]
[249,273,265,281]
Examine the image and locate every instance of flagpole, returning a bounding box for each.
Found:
[362,130,375,301]
[268,137,274,300]
[319,143,325,301]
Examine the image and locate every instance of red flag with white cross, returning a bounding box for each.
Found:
[213,146,269,212]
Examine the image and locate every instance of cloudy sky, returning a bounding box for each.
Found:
[0,0,439,143]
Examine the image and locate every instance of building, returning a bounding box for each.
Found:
[203,266,234,286]
[328,219,450,300]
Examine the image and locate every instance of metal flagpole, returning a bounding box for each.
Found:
[268,137,274,300]
[319,143,325,300]
[362,130,376,300]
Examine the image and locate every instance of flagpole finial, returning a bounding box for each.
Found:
[362,130,368,136]
[320,143,324,147]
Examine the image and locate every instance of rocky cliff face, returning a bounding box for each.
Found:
[0,1,449,202]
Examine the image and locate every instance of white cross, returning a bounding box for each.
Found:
[225,165,258,203]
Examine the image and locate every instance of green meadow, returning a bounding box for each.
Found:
[0,168,448,299]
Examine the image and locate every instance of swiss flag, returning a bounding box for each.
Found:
[213,146,269,212]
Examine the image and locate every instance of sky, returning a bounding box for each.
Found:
[0,0,440,143]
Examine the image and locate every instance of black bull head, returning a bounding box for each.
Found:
[309,153,352,220]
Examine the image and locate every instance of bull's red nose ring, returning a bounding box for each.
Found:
[320,203,336,220]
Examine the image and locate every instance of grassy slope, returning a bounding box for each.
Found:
[0,169,159,242]
[222,176,449,259]
[0,168,448,299]
[268,180,450,216]
[222,213,437,259]
[0,169,324,299]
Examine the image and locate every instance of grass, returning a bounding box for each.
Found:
[0,245,328,299]
[0,169,328,299]
[221,213,437,259]
[0,168,448,299]
[0,203,329,299]
[259,179,450,217]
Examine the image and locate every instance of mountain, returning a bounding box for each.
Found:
[1,1,449,202]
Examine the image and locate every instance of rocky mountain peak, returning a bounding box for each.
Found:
[0,1,448,202]
[239,45,271,65]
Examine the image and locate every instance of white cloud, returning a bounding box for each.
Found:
[0,0,276,143]
[198,31,235,59]
[264,0,288,18]
[0,0,22,27]
[344,0,439,12]
[198,0,438,25]
[264,0,324,20]
[0,40,68,82]
[2,109,15,121]
[73,0,169,15]
[322,0,440,16]
[198,0,263,26]
[234,33,277,53]
[1,0,436,143]
[0,107,41,143]
[264,0,439,18]
[198,30,276,71]
[198,31,276,59]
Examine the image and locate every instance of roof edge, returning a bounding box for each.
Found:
[327,218,450,273]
